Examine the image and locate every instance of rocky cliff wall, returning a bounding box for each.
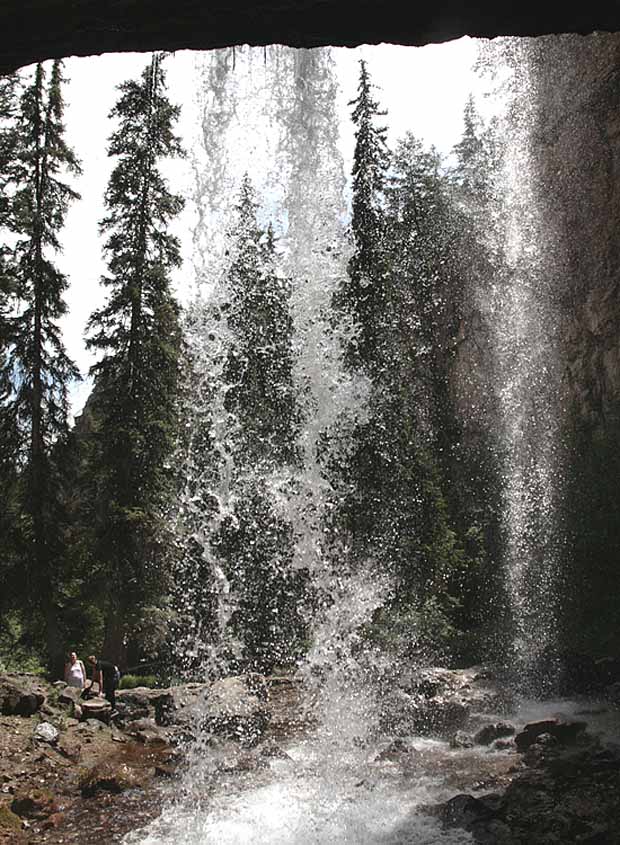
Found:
[532,33,620,426]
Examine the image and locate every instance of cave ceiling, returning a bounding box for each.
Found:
[2,1,620,75]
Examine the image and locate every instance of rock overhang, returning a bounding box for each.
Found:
[2,2,620,75]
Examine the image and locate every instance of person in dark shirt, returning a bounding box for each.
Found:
[86,655,119,712]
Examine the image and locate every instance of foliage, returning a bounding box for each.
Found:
[0,61,81,670]
[328,63,496,662]
[335,59,389,371]
[222,176,300,469]
[119,673,159,689]
[83,53,184,667]
[0,611,48,675]
[206,177,307,672]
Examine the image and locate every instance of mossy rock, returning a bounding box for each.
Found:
[11,786,58,819]
[0,803,27,844]
[0,804,21,832]
[79,760,154,797]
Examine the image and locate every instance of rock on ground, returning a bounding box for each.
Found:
[0,675,46,717]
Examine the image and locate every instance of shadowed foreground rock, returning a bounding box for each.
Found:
[0,675,46,717]
[426,727,620,844]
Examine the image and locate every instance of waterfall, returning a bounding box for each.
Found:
[170,43,386,708]
[484,39,567,692]
[122,40,578,845]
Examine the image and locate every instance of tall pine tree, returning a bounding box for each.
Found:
[4,62,81,668]
[86,53,184,667]
[0,72,20,630]
[213,176,305,671]
[223,175,299,469]
[336,60,389,370]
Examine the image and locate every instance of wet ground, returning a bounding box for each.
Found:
[3,680,620,845]
[123,695,620,845]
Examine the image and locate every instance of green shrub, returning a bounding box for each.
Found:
[119,674,158,689]
[0,611,48,676]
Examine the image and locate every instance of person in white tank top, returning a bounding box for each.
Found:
[64,651,86,688]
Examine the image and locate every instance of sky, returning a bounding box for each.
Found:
[49,38,486,414]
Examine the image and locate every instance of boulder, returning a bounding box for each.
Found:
[450,730,475,749]
[594,656,620,688]
[603,681,620,704]
[373,738,416,763]
[0,674,45,716]
[80,698,112,724]
[426,792,500,830]
[259,741,292,761]
[201,676,270,745]
[218,752,269,774]
[515,719,587,752]
[33,722,59,745]
[126,718,169,745]
[379,687,469,736]
[162,683,214,730]
[80,761,154,796]
[474,722,516,746]
[11,787,58,820]
[115,677,272,742]
[116,687,176,725]
[58,685,82,708]
[493,738,515,751]
[378,664,510,739]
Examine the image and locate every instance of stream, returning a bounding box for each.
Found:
[124,692,620,844]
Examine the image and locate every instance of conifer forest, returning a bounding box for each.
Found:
[1,40,620,687]
[4,31,620,845]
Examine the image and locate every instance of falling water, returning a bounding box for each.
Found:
[124,46,485,845]
[123,39,577,844]
[486,40,566,692]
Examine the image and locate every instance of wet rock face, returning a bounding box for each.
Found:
[473,722,516,746]
[116,687,176,725]
[115,676,271,744]
[519,32,620,427]
[201,676,270,745]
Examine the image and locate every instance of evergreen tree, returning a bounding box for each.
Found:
[213,176,305,671]
[3,62,80,667]
[223,175,299,468]
[382,134,487,655]
[336,60,389,370]
[86,53,184,667]
[0,72,20,627]
[452,95,491,203]
[332,88,491,660]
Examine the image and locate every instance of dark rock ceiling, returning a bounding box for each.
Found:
[1,1,620,75]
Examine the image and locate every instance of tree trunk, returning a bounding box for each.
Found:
[102,601,129,670]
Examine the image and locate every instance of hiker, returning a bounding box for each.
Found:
[86,655,120,712]
[64,651,87,689]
